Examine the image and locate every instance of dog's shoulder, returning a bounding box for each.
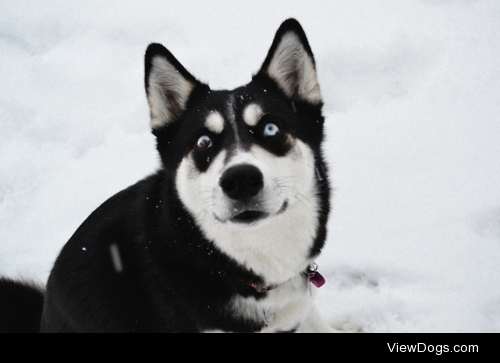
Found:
[69,172,162,240]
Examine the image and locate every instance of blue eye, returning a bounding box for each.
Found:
[196,135,212,149]
[263,123,279,137]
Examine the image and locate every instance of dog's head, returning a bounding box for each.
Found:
[144,19,329,277]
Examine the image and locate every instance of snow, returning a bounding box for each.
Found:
[1,0,500,332]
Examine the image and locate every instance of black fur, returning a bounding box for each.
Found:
[0,19,330,333]
[0,278,44,333]
[41,174,270,332]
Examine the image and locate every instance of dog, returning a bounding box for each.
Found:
[0,19,334,333]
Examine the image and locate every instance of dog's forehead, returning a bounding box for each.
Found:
[198,88,268,135]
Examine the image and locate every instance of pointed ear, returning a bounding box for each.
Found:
[260,19,322,104]
[145,43,199,129]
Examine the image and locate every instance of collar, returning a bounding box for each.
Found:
[240,263,325,293]
[242,281,280,293]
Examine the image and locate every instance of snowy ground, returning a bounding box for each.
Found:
[1,0,499,332]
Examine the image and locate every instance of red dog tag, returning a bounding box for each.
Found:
[310,270,325,288]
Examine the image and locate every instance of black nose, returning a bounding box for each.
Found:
[219,164,264,200]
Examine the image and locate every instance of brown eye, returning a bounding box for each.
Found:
[196,135,212,149]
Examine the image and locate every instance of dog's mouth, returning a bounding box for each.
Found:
[214,200,288,226]
[231,210,269,224]
[227,200,288,225]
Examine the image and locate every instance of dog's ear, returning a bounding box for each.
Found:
[145,43,200,129]
[260,19,322,104]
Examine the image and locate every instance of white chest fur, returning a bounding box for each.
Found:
[230,274,314,333]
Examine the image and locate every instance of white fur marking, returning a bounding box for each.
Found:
[243,103,264,127]
[229,274,313,332]
[205,111,225,134]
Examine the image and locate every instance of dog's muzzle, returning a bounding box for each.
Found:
[219,164,268,224]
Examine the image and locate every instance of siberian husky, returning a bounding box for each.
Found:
[0,19,334,333]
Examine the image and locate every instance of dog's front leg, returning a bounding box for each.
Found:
[298,305,338,333]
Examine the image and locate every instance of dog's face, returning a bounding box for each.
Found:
[174,85,321,229]
[144,20,328,279]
